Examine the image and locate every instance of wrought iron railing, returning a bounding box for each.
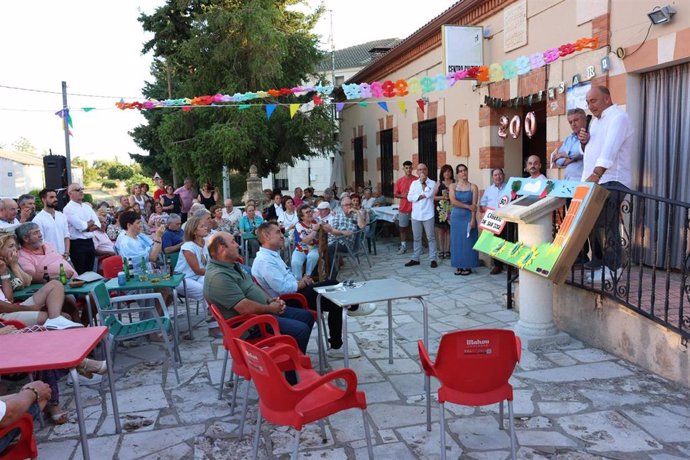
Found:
[556,186,690,342]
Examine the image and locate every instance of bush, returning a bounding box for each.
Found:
[102,180,118,190]
[83,193,94,204]
[125,174,155,192]
[107,164,134,181]
[29,189,43,212]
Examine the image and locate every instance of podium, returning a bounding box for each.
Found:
[474,178,608,345]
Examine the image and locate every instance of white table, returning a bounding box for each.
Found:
[315,278,432,429]
[371,205,399,223]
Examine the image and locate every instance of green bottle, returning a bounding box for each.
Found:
[58,264,68,285]
[123,256,130,280]
[140,256,149,281]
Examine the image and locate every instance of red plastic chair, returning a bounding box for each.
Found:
[251,276,328,370]
[209,304,311,438]
[418,329,522,460]
[0,413,38,459]
[101,255,124,279]
[235,339,374,460]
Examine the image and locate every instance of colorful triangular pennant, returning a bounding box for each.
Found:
[377,102,388,112]
[289,104,299,119]
[265,104,277,119]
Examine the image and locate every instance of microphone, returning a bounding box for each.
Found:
[585,114,592,131]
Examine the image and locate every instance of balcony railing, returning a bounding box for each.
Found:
[557,186,690,342]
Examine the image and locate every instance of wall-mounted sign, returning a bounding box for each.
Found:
[442,25,484,73]
[586,65,596,79]
[566,82,591,111]
[504,0,527,52]
[572,74,581,86]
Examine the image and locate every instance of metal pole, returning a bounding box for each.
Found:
[222,165,230,199]
[61,81,73,183]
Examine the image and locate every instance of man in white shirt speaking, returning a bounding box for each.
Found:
[580,85,633,282]
[405,163,438,268]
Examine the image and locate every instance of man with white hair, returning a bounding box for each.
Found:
[315,201,332,225]
[0,199,19,228]
[221,198,242,228]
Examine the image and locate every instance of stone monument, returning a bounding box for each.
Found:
[246,164,263,205]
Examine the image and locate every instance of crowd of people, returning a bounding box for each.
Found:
[1,84,631,452]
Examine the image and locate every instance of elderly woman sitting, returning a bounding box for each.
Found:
[291,204,321,279]
[114,211,171,323]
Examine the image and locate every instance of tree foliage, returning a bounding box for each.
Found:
[130,0,335,187]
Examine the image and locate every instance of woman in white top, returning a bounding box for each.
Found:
[130,184,147,219]
[173,216,218,337]
[278,196,299,238]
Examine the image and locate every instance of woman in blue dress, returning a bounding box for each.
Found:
[449,164,479,275]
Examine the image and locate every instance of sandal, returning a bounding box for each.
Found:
[454,269,463,276]
[460,269,472,276]
[46,405,69,425]
[77,358,107,378]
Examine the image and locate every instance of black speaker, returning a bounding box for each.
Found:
[43,155,68,189]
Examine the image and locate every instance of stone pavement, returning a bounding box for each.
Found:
[32,239,690,459]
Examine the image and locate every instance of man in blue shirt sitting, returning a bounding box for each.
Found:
[251,221,375,359]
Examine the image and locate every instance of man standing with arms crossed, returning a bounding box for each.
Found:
[63,183,100,274]
[393,160,416,255]
[580,86,633,282]
[32,188,70,261]
[405,163,438,268]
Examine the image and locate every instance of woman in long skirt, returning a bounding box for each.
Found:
[449,164,479,275]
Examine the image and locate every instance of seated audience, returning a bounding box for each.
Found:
[238,203,263,260]
[325,196,367,279]
[0,380,51,445]
[291,204,320,279]
[147,202,169,230]
[221,199,242,229]
[17,194,36,223]
[162,214,184,254]
[93,214,116,257]
[264,192,284,221]
[0,233,81,329]
[115,211,166,272]
[0,199,19,228]
[16,223,76,282]
[315,201,333,224]
[252,221,375,359]
[371,187,386,207]
[173,216,218,337]
[203,231,314,359]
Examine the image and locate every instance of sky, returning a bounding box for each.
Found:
[0,0,454,165]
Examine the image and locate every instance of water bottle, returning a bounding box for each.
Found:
[117,271,126,286]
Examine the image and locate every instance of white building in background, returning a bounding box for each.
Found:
[262,38,399,195]
[0,149,82,198]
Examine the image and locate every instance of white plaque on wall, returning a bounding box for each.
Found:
[504,0,527,52]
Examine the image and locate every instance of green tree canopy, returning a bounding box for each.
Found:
[130,0,335,187]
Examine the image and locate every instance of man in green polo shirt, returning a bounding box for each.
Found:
[203,231,314,353]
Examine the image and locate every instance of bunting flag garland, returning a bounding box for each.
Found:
[114,36,597,112]
[265,104,277,119]
[238,104,251,110]
[377,101,388,112]
[358,102,369,107]
[54,109,73,136]
[289,103,299,119]
[416,99,425,112]
[335,102,345,112]
[397,100,406,113]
